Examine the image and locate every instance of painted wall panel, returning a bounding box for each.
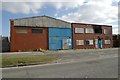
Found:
[49,28,72,50]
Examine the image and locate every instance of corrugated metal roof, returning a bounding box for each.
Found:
[11,16,71,28]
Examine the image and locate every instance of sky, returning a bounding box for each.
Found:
[1,0,119,37]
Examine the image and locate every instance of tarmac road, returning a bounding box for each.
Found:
[2,56,118,78]
[2,48,118,78]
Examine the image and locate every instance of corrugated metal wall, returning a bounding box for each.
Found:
[49,28,72,50]
[14,16,71,28]
[2,37,10,52]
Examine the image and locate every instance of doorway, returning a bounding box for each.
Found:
[95,39,102,48]
[98,39,102,48]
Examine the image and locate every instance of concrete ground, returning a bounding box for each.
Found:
[1,48,119,78]
[2,48,118,63]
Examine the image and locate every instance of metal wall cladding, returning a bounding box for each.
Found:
[49,28,72,50]
[14,16,71,28]
[2,37,10,52]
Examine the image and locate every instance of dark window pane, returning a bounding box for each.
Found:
[86,40,93,45]
[32,28,43,34]
[93,25,102,34]
[86,40,89,45]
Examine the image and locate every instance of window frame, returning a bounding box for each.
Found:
[75,28,84,34]
[104,39,111,44]
[31,28,43,34]
[76,40,84,45]
[15,27,28,34]
[85,39,94,45]
[104,29,111,34]
[85,28,94,34]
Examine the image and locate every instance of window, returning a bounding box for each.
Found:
[105,40,110,44]
[104,29,111,34]
[76,40,84,45]
[93,25,102,34]
[85,40,93,45]
[75,28,84,33]
[32,28,43,34]
[16,28,28,34]
[85,28,94,33]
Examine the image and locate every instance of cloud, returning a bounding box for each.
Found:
[2,2,43,14]
[50,0,86,9]
[2,0,86,14]
[2,0,85,2]
[56,0,118,34]
[58,0,118,24]
[2,0,119,34]
[112,26,118,34]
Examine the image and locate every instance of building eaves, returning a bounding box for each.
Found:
[10,15,70,24]
[72,23,112,27]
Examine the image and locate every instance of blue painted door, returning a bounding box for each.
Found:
[49,28,72,50]
[98,39,102,48]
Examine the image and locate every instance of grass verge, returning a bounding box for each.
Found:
[1,56,57,68]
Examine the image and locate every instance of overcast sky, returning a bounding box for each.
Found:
[1,0,119,36]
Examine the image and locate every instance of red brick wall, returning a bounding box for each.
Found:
[72,23,112,49]
[10,21,48,52]
[102,26,113,48]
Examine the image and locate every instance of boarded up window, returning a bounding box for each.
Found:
[105,40,110,44]
[32,28,43,34]
[86,40,93,45]
[76,40,84,45]
[85,28,94,33]
[16,28,28,34]
[75,28,84,33]
[104,29,111,34]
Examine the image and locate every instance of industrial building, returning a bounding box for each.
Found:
[0,36,10,52]
[112,34,120,47]
[0,36,1,52]
[10,16,72,52]
[72,23,113,49]
[10,16,113,52]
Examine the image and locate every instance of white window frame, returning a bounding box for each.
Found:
[85,28,94,33]
[105,39,111,44]
[75,28,84,33]
[76,40,84,45]
[86,40,94,45]
[104,29,111,34]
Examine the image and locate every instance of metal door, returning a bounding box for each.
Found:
[48,28,72,50]
[98,39,102,48]
[95,39,102,48]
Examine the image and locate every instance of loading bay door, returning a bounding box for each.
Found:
[48,28,72,50]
